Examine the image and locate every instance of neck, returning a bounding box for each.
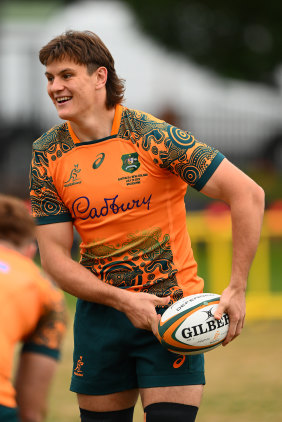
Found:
[69,106,116,142]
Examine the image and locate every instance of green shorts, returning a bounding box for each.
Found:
[0,405,19,422]
[70,300,205,395]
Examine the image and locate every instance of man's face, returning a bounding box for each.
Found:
[45,58,98,121]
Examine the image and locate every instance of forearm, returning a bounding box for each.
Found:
[229,185,265,290]
[40,248,130,312]
[15,353,57,422]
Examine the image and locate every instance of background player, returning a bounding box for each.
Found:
[0,194,67,422]
[30,30,265,422]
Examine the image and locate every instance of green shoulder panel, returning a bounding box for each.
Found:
[30,123,73,222]
[117,107,225,189]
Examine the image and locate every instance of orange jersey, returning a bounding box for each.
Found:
[0,246,67,408]
[30,105,224,301]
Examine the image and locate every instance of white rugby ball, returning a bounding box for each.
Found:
[157,293,229,355]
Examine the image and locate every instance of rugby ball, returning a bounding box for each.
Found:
[157,293,229,355]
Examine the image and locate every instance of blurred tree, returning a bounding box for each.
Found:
[123,0,282,84]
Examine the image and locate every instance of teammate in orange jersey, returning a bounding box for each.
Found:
[30,31,264,422]
[0,194,67,422]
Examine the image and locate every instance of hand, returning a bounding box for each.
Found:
[214,285,246,346]
[121,291,170,336]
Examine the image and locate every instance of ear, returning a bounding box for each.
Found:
[95,66,108,89]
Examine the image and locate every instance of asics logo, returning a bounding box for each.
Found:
[173,355,186,369]
[93,153,105,169]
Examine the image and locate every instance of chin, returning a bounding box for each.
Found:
[57,110,73,121]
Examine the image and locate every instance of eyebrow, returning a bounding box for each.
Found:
[45,68,75,77]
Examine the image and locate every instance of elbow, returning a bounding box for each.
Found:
[249,182,265,219]
[253,184,265,211]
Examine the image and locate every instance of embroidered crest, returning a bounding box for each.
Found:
[121,153,140,173]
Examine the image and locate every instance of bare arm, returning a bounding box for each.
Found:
[201,158,265,345]
[36,223,169,334]
[15,353,57,422]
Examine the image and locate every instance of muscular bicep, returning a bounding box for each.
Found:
[36,222,74,269]
[200,158,259,203]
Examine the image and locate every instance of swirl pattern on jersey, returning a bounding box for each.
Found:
[30,123,75,218]
[80,227,184,303]
[118,107,220,187]
[26,300,67,350]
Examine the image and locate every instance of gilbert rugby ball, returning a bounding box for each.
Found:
[158,293,229,355]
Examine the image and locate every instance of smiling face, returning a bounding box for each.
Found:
[45,58,106,122]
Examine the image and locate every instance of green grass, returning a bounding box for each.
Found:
[46,312,282,422]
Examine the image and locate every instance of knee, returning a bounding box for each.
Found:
[144,402,199,422]
[80,406,134,422]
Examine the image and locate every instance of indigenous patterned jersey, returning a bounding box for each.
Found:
[30,105,224,302]
[0,246,67,408]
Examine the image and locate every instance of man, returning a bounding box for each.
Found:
[0,194,67,422]
[29,30,264,422]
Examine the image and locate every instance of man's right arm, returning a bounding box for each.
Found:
[36,222,169,334]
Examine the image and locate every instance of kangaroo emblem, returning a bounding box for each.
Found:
[65,164,81,184]
[74,356,84,376]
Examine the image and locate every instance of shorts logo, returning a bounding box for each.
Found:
[64,164,82,187]
[74,355,84,376]
[121,153,140,173]
[173,355,186,369]
[93,153,105,169]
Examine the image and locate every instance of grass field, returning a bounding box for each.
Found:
[46,305,282,422]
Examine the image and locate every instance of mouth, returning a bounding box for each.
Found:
[55,96,72,105]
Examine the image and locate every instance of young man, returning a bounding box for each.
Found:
[29,30,264,422]
[0,194,67,422]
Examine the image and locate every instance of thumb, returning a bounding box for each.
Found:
[156,295,171,306]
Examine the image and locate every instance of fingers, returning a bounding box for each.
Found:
[214,300,245,346]
[214,303,224,320]
[222,318,243,346]
[222,308,245,346]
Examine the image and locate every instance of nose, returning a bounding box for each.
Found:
[49,77,64,93]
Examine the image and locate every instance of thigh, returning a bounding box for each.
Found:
[71,301,139,395]
[77,389,139,412]
[140,384,204,409]
[134,327,205,389]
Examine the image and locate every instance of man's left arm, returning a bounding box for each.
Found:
[15,279,68,422]
[200,158,265,345]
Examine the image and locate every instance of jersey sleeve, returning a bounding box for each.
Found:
[145,123,225,191]
[21,274,68,360]
[29,145,72,225]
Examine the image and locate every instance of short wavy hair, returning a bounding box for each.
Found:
[0,195,35,247]
[39,30,125,109]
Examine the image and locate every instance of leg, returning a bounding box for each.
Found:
[71,305,140,419]
[135,320,205,421]
[78,389,139,422]
[141,385,203,422]
[140,385,203,409]
[77,389,139,412]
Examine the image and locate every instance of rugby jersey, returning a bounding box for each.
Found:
[0,246,67,408]
[30,104,224,302]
